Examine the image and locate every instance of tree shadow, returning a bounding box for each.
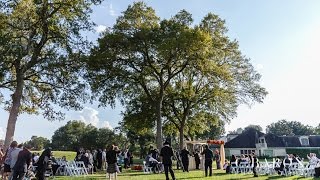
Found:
[119,172,152,177]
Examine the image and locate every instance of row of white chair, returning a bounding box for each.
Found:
[230,158,317,177]
[55,160,91,176]
[257,158,317,177]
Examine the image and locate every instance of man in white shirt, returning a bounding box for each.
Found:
[10,145,23,169]
[145,153,159,173]
[33,153,40,164]
[9,144,23,179]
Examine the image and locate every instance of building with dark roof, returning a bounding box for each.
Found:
[224,128,320,157]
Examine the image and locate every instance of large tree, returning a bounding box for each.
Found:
[244,124,263,132]
[161,12,267,149]
[86,2,211,148]
[0,0,103,148]
[266,120,314,136]
[195,120,226,141]
[51,120,90,150]
[24,136,50,150]
[51,120,122,150]
[118,94,156,157]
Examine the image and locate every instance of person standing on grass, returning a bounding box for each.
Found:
[180,147,190,172]
[97,149,103,170]
[123,148,131,169]
[214,149,221,169]
[3,141,18,180]
[12,145,32,180]
[160,141,175,180]
[194,150,201,170]
[35,148,52,180]
[201,145,213,177]
[9,144,23,180]
[102,149,107,170]
[175,150,182,170]
[251,152,259,177]
[106,145,119,179]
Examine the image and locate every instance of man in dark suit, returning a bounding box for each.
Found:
[160,141,175,180]
[12,144,32,180]
[201,145,213,177]
[194,149,201,170]
[180,147,190,172]
[252,153,259,177]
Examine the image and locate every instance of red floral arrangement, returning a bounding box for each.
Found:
[207,140,225,145]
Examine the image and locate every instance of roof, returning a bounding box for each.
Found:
[264,133,285,147]
[281,136,302,147]
[309,136,320,147]
[225,128,264,148]
[225,129,320,148]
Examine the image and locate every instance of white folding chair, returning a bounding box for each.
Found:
[67,161,82,176]
[64,162,75,176]
[142,161,153,174]
[74,161,89,175]
[230,159,239,174]
[56,161,67,176]
[239,162,249,174]
[303,163,316,177]
[283,159,292,176]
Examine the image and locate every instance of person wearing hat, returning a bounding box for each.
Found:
[160,141,175,180]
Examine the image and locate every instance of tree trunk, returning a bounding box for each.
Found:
[4,75,24,149]
[155,96,163,149]
[179,127,184,150]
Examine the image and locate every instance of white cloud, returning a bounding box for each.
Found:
[77,107,113,129]
[79,107,100,126]
[95,25,107,33]
[100,121,113,130]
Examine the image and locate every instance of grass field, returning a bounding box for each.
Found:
[32,151,76,161]
[33,151,319,179]
[54,169,320,180]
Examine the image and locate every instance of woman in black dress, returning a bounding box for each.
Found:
[35,148,52,180]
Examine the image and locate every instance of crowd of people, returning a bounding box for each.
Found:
[74,145,134,175]
[0,141,54,180]
[226,153,259,177]
[225,152,320,177]
[144,142,222,180]
[2,140,319,180]
[0,142,134,179]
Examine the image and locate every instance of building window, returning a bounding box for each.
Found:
[240,149,255,155]
[300,138,309,146]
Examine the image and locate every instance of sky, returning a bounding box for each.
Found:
[1,0,320,142]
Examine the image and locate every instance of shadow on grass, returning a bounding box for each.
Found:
[119,172,155,177]
[179,177,209,180]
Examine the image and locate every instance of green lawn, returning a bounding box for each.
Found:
[54,169,320,180]
[32,151,76,161]
[31,151,318,179]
